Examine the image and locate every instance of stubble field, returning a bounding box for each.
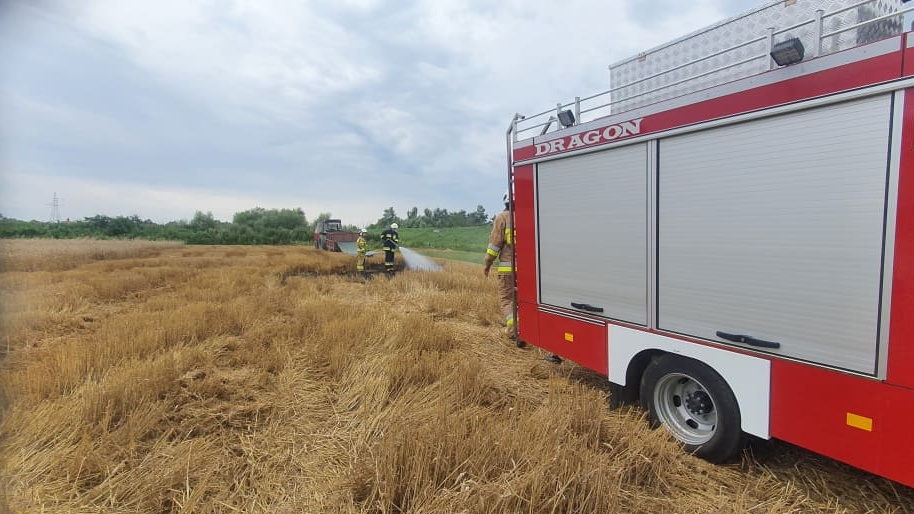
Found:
[0,240,911,513]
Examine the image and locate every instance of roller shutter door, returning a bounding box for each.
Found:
[657,94,891,374]
[537,143,648,325]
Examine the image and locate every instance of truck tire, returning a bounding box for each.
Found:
[639,354,744,463]
[608,382,638,410]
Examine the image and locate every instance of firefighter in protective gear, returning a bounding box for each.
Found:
[381,223,399,271]
[356,229,368,271]
[484,192,517,340]
[484,192,561,361]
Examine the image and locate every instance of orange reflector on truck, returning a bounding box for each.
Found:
[564,332,574,342]
[846,412,873,432]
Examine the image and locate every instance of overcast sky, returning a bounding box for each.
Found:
[1,0,764,227]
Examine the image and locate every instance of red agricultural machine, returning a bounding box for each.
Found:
[313,219,359,253]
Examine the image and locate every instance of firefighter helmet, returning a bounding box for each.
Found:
[503,190,509,204]
[390,223,399,230]
[360,229,367,235]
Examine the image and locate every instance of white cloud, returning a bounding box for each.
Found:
[350,102,420,156]
[0,91,141,149]
[0,167,392,226]
[65,0,383,122]
[0,0,794,225]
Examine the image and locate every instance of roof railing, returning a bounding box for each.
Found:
[513,0,911,142]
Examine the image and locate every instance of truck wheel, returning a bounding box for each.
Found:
[639,354,744,463]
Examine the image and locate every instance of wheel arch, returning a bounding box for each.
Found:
[607,325,771,439]
[608,348,661,408]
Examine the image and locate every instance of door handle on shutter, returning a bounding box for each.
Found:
[716,331,781,349]
[571,302,604,313]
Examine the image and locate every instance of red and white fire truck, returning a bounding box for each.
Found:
[507,0,914,488]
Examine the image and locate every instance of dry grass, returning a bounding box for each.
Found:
[0,240,911,513]
[0,239,185,273]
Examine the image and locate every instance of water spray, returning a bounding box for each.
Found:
[397,246,442,271]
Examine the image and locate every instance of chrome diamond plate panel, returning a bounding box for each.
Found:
[608,0,903,114]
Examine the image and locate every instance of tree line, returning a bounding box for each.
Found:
[370,205,489,229]
[0,204,491,244]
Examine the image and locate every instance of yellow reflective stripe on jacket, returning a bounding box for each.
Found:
[497,261,514,272]
[504,227,513,245]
